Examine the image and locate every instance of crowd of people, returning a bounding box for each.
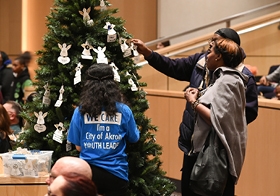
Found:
[2,27,277,196]
[0,51,33,153]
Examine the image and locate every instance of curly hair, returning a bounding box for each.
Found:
[79,63,122,117]
[214,38,243,68]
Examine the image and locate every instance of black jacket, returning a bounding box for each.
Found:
[10,68,31,104]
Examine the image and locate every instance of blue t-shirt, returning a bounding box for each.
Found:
[67,102,140,181]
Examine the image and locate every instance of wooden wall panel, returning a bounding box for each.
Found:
[0,0,22,55]
[109,0,157,43]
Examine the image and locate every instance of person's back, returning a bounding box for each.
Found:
[10,56,33,104]
[67,63,140,196]
[0,51,14,103]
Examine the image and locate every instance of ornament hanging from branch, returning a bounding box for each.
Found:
[119,37,132,57]
[54,85,64,107]
[53,122,66,144]
[103,22,117,42]
[79,7,94,26]
[42,83,51,106]
[126,71,138,91]
[57,43,71,64]
[93,46,108,64]
[74,62,83,85]
[119,37,129,52]
[34,111,48,133]
[100,0,107,11]
[109,62,120,82]
[81,41,94,60]
[130,42,140,63]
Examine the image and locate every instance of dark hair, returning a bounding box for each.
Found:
[0,104,13,139]
[14,56,27,67]
[0,51,10,66]
[162,40,170,47]
[20,51,32,65]
[79,63,122,117]
[60,172,97,196]
[5,101,24,128]
[214,38,243,68]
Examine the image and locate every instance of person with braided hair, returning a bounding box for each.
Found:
[67,63,140,196]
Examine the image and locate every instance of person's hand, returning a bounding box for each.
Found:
[184,87,199,104]
[131,39,152,58]
[259,76,270,86]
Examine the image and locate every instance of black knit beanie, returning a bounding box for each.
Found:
[215,28,240,46]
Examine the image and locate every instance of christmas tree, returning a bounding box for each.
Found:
[19,0,176,195]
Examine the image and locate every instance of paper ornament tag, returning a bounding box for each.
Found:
[74,75,81,85]
[81,41,93,60]
[34,111,48,133]
[128,78,138,91]
[123,48,132,57]
[93,46,108,64]
[110,62,120,82]
[53,122,66,144]
[57,57,70,65]
[43,83,51,106]
[97,58,108,64]
[66,140,72,152]
[34,124,46,133]
[107,34,117,42]
[104,22,117,42]
[58,43,71,64]
[55,85,64,107]
[74,63,83,85]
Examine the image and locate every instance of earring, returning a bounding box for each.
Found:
[215,59,218,61]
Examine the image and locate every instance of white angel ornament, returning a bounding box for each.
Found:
[57,43,71,64]
[55,85,64,107]
[110,62,120,82]
[79,7,94,26]
[93,46,108,64]
[81,41,94,60]
[74,62,83,85]
[100,0,107,11]
[42,83,51,106]
[53,122,66,144]
[34,111,48,133]
[119,37,129,52]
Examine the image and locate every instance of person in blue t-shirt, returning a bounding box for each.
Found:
[67,63,140,196]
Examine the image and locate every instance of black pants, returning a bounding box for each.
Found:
[181,154,235,196]
[90,165,128,196]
